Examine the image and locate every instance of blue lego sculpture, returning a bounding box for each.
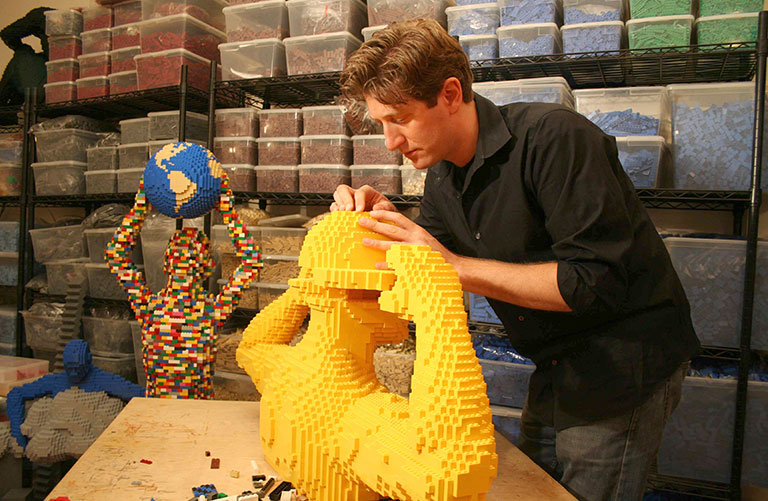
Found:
[7,339,144,448]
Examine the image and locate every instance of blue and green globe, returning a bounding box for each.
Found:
[143,142,222,219]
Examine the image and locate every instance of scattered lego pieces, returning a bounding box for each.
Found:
[210,458,220,469]
[230,470,240,478]
[192,484,218,498]
[140,459,152,464]
[205,450,211,456]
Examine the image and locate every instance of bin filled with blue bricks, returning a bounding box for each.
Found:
[629,0,693,18]
[696,12,759,46]
[472,331,536,408]
[445,3,499,36]
[663,236,768,351]
[459,34,498,63]
[627,14,693,50]
[698,0,762,17]
[573,86,671,141]
[667,82,764,191]
[561,20,624,56]
[498,0,561,25]
[563,0,625,24]
[497,23,561,57]
[615,136,668,188]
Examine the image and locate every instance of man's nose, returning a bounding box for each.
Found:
[383,124,405,151]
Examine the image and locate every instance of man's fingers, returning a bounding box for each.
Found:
[332,184,355,211]
[368,209,413,229]
[372,200,396,212]
[362,237,394,251]
[354,189,370,212]
[330,202,339,212]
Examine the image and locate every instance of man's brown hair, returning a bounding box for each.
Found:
[340,18,473,107]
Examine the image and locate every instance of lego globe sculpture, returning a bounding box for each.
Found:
[143,142,222,219]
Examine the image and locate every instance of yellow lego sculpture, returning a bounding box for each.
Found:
[237,211,498,500]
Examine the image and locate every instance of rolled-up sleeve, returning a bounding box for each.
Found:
[527,109,635,316]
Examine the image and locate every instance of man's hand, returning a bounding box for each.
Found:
[331,184,396,212]
[358,210,458,269]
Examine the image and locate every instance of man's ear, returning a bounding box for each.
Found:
[440,77,464,113]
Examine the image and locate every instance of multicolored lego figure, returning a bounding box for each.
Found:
[237,211,497,500]
[7,339,143,448]
[106,144,261,399]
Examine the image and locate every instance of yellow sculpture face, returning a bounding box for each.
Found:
[237,211,497,500]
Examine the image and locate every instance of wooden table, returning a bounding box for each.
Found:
[49,398,574,501]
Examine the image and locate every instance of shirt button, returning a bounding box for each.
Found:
[475,232,481,240]
[552,360,558,366]
[518,315,525,321]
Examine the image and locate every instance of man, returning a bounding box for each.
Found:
[332,18,700,501]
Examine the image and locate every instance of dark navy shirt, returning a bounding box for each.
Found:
[415,94,700,430]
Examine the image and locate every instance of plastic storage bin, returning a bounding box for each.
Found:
[351,165,401,194]
[49,35,82,61]
[0,355,48,383]
[0,307,16,345]
[479,359,535,408]
[0,164,19,196]
[664,237,768,350]
[696,13,759,46]
[0,222,19,252]
[656,377,768,487]
[215,108,259,137]
[214,133,258,165]
[78,51,110,77]
[223,1,289,41]
[76,76,109,99]
[0,252,18,286]
[699,0,762,17]
[259,255,300,283]
[135,48,215,91]
[629,0,693,18]
[32,161,86,196]
[87,145,119,171]
[46,59,79,83]
[117,168,144,193]
[400,164,426,195]
[141,0,228,30]
[221,164,256,191]
[260,227,307,256]
[44,81,76,103]
[29,224,86,263]
[498,0,561,25]
[373,351,415,395]
[109,70,138,94]
[110,46,140,72]
[83,6,113,31]
[352,135,402,165]
[149,139,205,156]
[300,135,352,165]
[616,136,669,188]
[256,165,299,192]
[368,0,452,26]
[83,316,134,354]
[46,258,89,295]
[92,353,137,382]
[302,105,350,136]
[562,20,625,56]
[139,13,225,62]
[120,117,150,143]
[469,292,502,323]
[668,82,757,190]
[459,34,498,62]
[257,138,301,165]
[85,227,142,264]
[33,128,103,163]
[219,39,287,80]
[284,32,362,75]
[45,9,83,36]
[148,110,209,141]
[86,262,137,300]
[216,278,258,309]
[446,4,499,36]
[0,137,22,164]
[111,22,141,49]
[563,0,624,23]
[627,15,693,50]
[492,406,522,445]
[362,24,386,42]
[473,77,574,107]
[81,28,112,54]
[258,108,302,137]
[286,0,367,37]
[118,142,149,170]
[114,0,142,26]
[21,311,63,351]
[85,170,118,194]
[299,164,350,193]
[573,86,671,141]
[497,23,560,57]
[256,282,289,310]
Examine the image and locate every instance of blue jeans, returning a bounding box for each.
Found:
[517,362,687,501]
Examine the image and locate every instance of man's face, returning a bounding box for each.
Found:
[364,94,453,170]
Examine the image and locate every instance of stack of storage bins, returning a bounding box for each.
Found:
[560,0,626,56]
[0,131,23,196]
[299,105,353,193]
[78,4,114,99]
[447,2,499,63]
[493,0,562,60]
[257,108,302,192]
[44,9,84,103]
[473,76,575,108]
[135,0,226,90]
[0,222,20,354]
[574,86,671,188]
[111,0,142,94]
[215,108,259,191]
[626,0,694,52]
[695,0,760,48]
